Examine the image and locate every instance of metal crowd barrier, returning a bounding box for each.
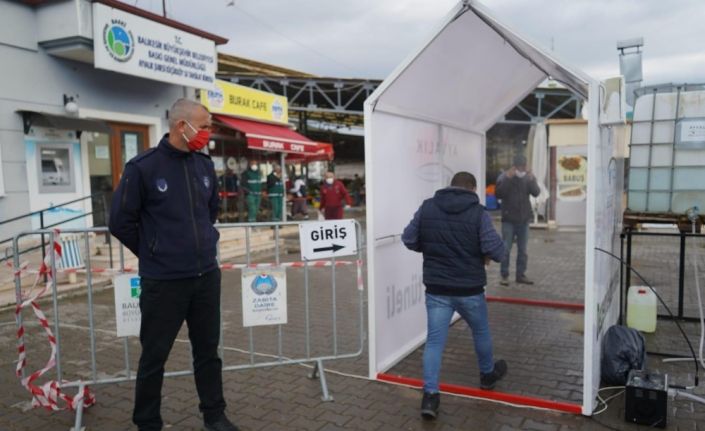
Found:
[13,220,365,430]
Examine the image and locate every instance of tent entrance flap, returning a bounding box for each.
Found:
[213,114,322,156]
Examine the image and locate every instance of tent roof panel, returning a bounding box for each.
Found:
[367,1,592,133]
[469,2,590,97]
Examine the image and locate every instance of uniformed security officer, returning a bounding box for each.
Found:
[267,165,284,221]
[109,99,239,431]
[241,160,262,222]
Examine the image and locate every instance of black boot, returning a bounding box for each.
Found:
[420,392,440,419]
[516,275,534,285]
[204,414,239,431]
[480,359,508,390]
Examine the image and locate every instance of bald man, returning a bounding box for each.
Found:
[110,99,238,431]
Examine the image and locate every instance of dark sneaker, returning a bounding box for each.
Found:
[516,275,534,285]
[500,277,509,286]
[420,392,440,419]
[480,359,508,390]
[204,414,239,431]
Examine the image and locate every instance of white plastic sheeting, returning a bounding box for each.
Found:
[368,112,484,373]
[364,0,622,416]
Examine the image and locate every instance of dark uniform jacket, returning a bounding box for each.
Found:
[109,135,220,280]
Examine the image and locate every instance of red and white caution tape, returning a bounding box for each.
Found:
[11,260,354,277]
[14,229,95,411]
[63,266,136,274]
[356,259,365,291]
[219,260,355,270]
[5,259,29,276]
[8,265,136,277]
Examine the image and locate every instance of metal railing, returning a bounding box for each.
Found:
[621,228,705,322]
[1,193,108,265]
[12,220,365,430]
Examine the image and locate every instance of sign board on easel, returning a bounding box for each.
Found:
[299,219,357,261]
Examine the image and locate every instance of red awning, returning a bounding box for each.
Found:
[286,142,334,162]
[214,115,323,156]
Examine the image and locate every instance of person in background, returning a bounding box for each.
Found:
[241,160,262,223]
[319,171,351,220]
[402,171,507,420]
[495,154,540,286]
[267,164,284,221]
[289,175,309,219]
[217,169,239,221]
[350,174,363,207]
[218,169,238,193]
[109,98,238,431]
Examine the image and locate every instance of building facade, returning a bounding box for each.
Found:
[0,0,226,242]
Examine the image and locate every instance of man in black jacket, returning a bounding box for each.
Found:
[402,172,507,420]
[495,154,540,286]
[110,99,238,431]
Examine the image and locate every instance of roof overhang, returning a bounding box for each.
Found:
[213,114,332,157]
[19,110,112,135]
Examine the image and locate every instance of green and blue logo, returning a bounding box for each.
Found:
[103,19,134,62]
[130,277,141,298]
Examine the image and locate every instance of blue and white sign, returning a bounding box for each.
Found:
[242,268,287,327]
[113,274,142,337]
[93,3,216,89]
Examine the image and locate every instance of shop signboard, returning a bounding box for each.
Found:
[557,154,587,201]
[247,137,311,154]
[200,80,289,125]
[93,3,216,89]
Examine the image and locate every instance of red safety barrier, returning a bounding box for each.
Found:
[486,295,584,311]
[377,373,582,415]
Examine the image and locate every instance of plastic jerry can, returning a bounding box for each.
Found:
[626,285,657,333]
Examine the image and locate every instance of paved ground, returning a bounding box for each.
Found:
[1,219,705,430]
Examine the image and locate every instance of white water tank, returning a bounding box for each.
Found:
[628,85,705,213]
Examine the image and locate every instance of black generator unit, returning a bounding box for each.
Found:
[625,370,668,428]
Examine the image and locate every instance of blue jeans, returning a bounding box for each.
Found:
[500,222,529,279]
[423,293,494,393]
